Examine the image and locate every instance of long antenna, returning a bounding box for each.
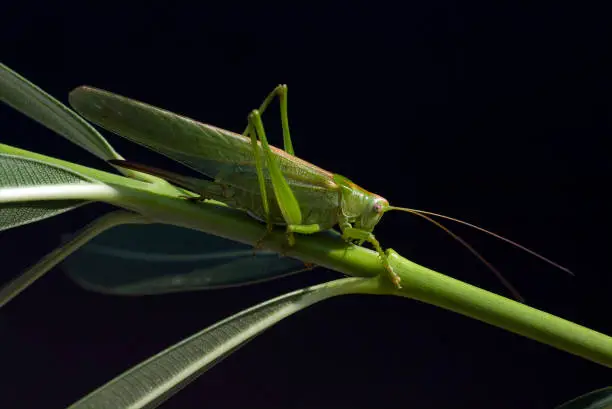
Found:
[389,209,525,302]
[387,206,573,276]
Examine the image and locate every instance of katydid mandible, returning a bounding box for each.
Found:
[68,85,572,300]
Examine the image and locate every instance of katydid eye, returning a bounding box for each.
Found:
[372,198,389,214]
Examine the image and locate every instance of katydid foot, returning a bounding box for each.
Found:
[251,221,276,257]
[275,224,325,256]
[251,227,296,257]
[341,227,402,289]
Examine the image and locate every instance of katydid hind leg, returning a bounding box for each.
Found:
[245,93,321,251]
[243,85,294,155]
[341,226,402,288]
[246,110,304,252]
[246,114,273,232]
[277,85,293,155]
[249,109,302,228]
[245,112,281,254]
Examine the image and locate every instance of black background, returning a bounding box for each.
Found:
[1,2,611,408]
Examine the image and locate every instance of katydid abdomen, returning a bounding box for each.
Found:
[113,160,342,230]
[213,169,341,228]
[234,185,340,229]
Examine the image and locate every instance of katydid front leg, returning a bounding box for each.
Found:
[247,109,324,249]
[341,224,402,288]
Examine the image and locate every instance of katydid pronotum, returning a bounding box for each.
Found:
[68,85,572,301]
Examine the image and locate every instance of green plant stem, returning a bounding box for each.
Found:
[3,142,612,368]
[387,251,612,367]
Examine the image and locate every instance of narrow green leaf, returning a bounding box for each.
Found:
[0,210,147,309]
[62,224,334,295]
[66,277,377,409]
[0,153,95,231]
[555,387,612,409]
[0,63,121,160]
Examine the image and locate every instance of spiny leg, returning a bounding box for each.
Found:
[248,110,328,254]
[246,111,275,250]
[248,109,304,250]
[241,86,293,250]
[243,85,294,155]
[341,226,402,288]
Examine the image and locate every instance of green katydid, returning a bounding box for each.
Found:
[68,84,572,301]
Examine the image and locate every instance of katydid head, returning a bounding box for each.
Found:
[333,173,390,233]
[334,173,571,300]
[355,195,389,232]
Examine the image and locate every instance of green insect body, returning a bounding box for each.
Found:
[120,156,346,231]
[70,84,402,286]
[69,85,572,298]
